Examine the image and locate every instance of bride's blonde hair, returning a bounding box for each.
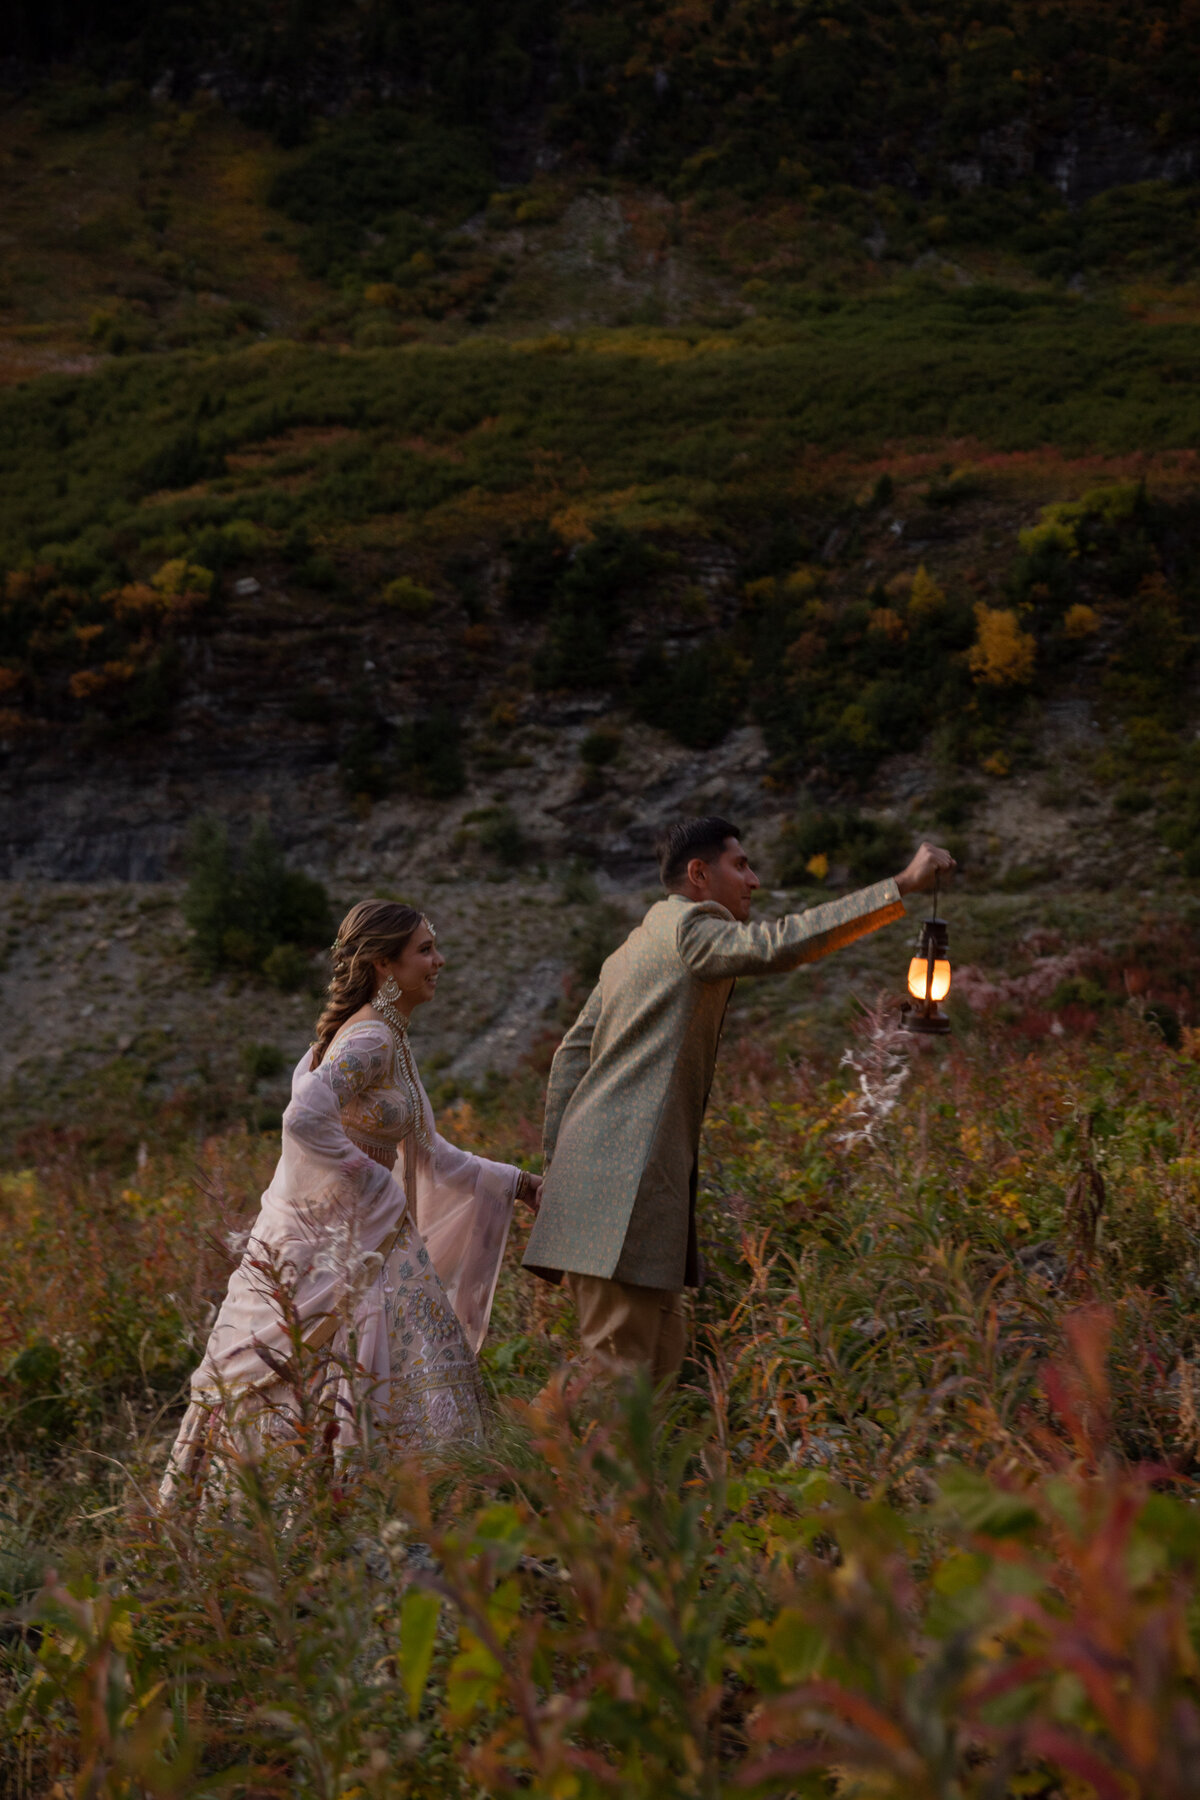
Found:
[311,899,424,1067]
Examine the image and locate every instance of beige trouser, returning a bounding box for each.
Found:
[565,1272,688,1389]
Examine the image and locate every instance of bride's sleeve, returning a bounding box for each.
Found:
[414,1093,521,1355]
[275,1029,403,1251]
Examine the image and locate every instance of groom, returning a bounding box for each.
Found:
[523,817,954,1386]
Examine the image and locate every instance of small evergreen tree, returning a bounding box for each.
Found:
[184,816,332,984]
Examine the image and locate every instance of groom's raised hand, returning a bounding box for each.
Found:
[895,841,956,896]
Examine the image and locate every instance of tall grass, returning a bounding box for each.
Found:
[3,989,1199,1794]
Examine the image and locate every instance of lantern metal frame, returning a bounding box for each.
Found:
[901,875,951,1036]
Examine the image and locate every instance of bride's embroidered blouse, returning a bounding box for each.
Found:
[324,1020,418,1169]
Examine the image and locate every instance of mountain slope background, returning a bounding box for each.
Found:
[0,0,1198,1122]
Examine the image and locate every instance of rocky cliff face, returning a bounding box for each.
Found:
[0,520,761,885]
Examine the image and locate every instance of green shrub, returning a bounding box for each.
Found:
[753,568,979,784]
[534,525,662,691]
[929,779,984,829]
[138,430,226,494]
[184,816,331,979]
[630,638,749,748]
[106,642,182,737]
[580,728,621,768]
[38,78,136,131]
[339,707,467,803]
[924,466,982,507]
[777,807,910,886]
[504,522,570,620]
[570,897,628,987]
[268,112,490,282]
[242,1041,288,1083]
[1114,784,1153,815]
[262,943,313,992]
[340,711,392,801]
[476,806,530,867]
[1,1339,72,1449]
[1048,975,1112,1011]
[379,575,436,617]
[394,709,467,800]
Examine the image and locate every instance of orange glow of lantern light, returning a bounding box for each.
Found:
[907,955,951,1005]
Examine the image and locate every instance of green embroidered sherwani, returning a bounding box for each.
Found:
[523,880,905,1291]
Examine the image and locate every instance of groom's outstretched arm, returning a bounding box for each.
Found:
[677,880,906,982]
[542,982,602,1165]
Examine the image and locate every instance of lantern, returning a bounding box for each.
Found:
[901,886,951,1036]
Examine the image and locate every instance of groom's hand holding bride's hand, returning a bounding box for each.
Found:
[895,841,956,897]
[516,1170,543,1213]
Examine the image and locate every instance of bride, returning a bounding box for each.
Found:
[161,900,540,1498]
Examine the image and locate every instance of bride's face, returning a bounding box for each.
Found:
[378,920,445,1008]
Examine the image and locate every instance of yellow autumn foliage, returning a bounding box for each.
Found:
[151,558,214,598]
[1063,602,1101,639]
[907,563,945,619]
[968,604,1036,687]
[868,606,907,641]
[782,566,821,601]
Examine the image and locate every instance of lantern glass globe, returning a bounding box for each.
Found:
[907,955,951,1004]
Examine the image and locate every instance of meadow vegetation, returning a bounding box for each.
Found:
[3,973,1200,1794]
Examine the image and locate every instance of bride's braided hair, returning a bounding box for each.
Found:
[310,899,424,1068]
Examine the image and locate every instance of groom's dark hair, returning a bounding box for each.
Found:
[658,816,741,889]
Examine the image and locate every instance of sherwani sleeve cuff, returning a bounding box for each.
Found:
[676,879,906,981]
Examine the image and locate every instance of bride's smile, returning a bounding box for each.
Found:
[375,919,445,1015]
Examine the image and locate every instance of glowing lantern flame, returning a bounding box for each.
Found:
[907,955,951,1005]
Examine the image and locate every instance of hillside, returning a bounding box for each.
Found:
[0,8,1198,1112]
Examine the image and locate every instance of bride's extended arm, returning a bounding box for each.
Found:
[269,1031,406,1256]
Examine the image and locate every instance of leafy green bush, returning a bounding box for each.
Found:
[378,575,436,617]
[777,807,910,886]
[1159,776,1200,878]
[629,637,749,748]
[476,806,530,867]
[929,779,984,829]
[1,1339,72,1449]
[339,710,392,802]
[580,728,620,768]
[268,112,491,283]
[534,525,661,691]
[183,816,331,980]
[504,522,569,620]
[262,943,314,993]
[569,896,628,987]
[138,429,226,494]
[754,573,977,782]
[242,1041,288,1083]
[37,77,137,130]
[395,709,467,800]
[339,707,466,803]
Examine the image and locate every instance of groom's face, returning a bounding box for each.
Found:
[699,838,761,922]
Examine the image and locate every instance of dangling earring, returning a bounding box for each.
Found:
[376,975,402,1005]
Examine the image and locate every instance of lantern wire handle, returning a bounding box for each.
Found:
[932,871,939,919]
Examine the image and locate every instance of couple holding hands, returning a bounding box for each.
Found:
[163,816,952,1493]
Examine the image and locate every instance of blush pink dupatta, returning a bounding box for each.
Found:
[160,1044,519,1498]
